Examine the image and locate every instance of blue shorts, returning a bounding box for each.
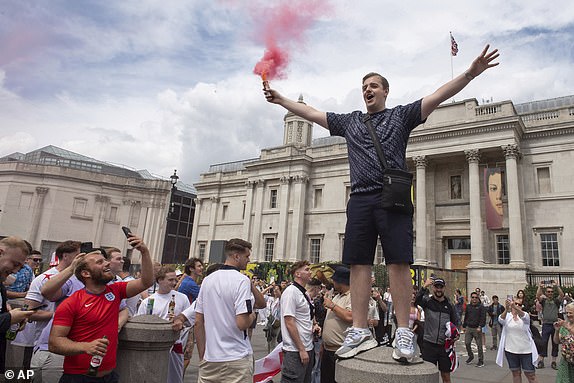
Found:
[343,191,413,265]
[505,351,535,373]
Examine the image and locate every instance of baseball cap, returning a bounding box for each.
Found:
[432,278,446,287]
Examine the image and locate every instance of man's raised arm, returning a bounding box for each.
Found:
[421,44,499,120]
[264,88,328,129]
[125,235,154,298]
[41,253,85,302]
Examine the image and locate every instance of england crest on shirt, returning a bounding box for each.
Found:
[105,292,116,301]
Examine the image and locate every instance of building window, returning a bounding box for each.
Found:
[375,241,384,264]
[221,204,228,221]
[129,203,141,227]
[264,237,275,262]
[107,205,119,222]
[496,235,510,264]
[314,188,323,208]
[73,198,88,216]
[536,167,551,194]
[198,242,206,261]
[310,238,321,263]
[541,233,560,266]
[447,238,471,250]
[450,175,462,199]
[242,201,246,219]
[270,189,278,209]
[19,192,33,209]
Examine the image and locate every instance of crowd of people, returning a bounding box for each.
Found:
[0,37,572,383]
[2,235,574,383]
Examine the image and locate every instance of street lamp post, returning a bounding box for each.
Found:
[169,169,179,216]
[164,169,180,264]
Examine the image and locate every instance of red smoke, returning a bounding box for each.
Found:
[252,0,329,80]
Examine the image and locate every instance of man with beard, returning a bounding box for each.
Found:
[415,278,459,383]
[48,235,153,383]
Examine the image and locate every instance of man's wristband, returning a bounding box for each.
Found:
[464,72,475,81]
[330,303,336,310]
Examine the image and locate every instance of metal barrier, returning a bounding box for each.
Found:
[526,272,574,287]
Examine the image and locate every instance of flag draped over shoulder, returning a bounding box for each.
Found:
[450,33,459,56]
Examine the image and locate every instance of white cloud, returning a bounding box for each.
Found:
[1,0,573,185]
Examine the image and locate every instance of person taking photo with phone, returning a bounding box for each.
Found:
[48,232,154,383]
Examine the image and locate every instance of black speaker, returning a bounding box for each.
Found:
[209,240,227,264]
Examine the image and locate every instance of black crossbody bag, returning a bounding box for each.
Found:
[362,114,414,215]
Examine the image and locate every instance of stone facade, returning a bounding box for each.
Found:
[0,146,172,263]
[190,95,574,295]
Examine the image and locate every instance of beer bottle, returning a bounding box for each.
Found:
[5,324,19,341]
[168,294,176,317]
[5,304,29,340]
[146,297,155,315]
[87,335,107,376]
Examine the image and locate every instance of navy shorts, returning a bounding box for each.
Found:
[343,191,413,265]
[505,351,535,373]
[422,341,451,373]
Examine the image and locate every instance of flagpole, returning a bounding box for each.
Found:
[450,32,454,80]
[451,51,454,80]
[450,32,456,102]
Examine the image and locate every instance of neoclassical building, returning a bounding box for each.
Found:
[190,95,574,295]
[0,146,193,264]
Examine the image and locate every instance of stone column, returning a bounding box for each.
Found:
[93,195,110,246]
[465,149,484,265]
[336,347,438,383]
[188,198,201,258]
[289,175,308,262]
[242,181,256,242]
[207,196,219,242]
[251,179,265,261]
[116,315,180,383]
[413,156,428,265]
[503,144,526,264]
[29,187,49,249]
[276,176,291,261]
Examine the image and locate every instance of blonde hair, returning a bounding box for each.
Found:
[0,236,30,256]
[74,250,105,283]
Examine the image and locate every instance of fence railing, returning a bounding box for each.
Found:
[526,272,574,287]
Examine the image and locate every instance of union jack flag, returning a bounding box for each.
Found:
[450,32,459,56]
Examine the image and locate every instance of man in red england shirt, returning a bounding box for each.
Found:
[48,235,153,383]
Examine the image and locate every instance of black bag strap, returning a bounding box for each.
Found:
[362,114,389,170]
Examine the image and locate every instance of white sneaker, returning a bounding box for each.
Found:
[335,327,378,359]
[392,328,415,363]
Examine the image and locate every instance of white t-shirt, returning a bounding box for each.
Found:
[280,284,313,352]
[36,274,85,351]
[383,291,392,303]
[137,290,190,319]
[504,317,531,354]
[195,267,254,362]
[181,301,197,326]
[20,267,59,348]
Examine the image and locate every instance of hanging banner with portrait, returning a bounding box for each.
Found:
[484,168,504,230]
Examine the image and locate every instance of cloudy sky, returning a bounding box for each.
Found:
[1,1,573,186]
